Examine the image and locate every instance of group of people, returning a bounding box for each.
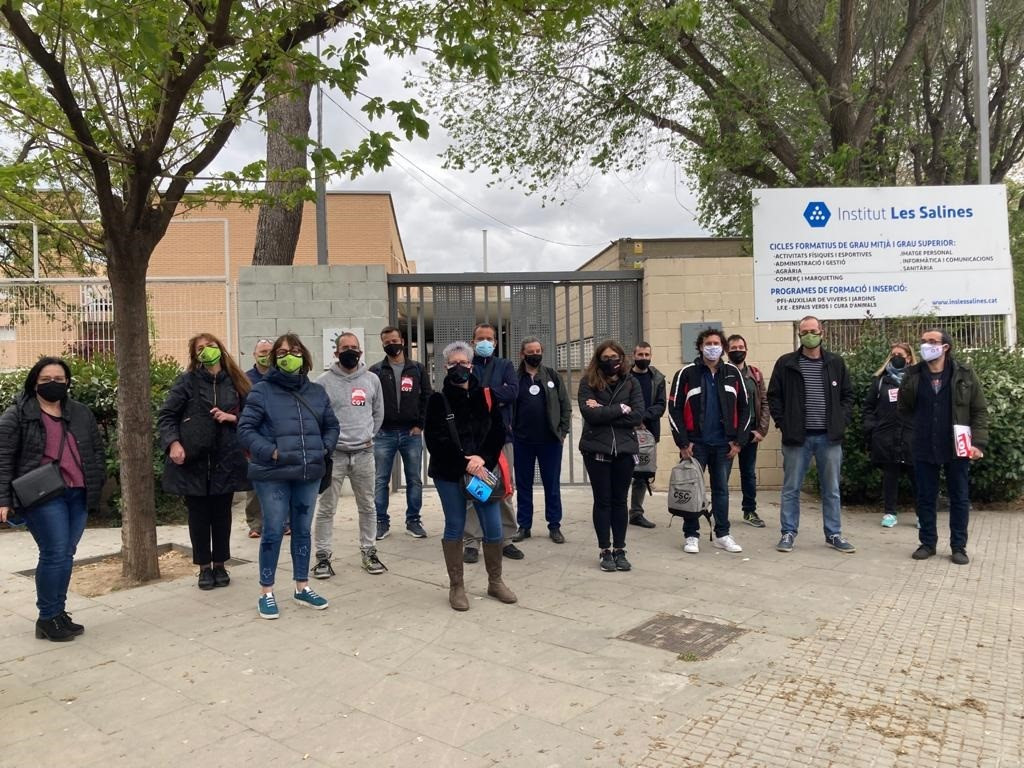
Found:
[0,315,988,638]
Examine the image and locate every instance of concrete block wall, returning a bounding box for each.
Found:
[643,256,796,491]
[236,264,388,372]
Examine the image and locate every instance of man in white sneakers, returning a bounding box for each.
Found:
[313,332,386,577]
[667,327,750,555]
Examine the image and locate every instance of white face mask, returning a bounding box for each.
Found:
[702,344,723,362]
[920,342,945,362]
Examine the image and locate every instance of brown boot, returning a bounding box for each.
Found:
[482,542,518,604]
[441,540,469,611]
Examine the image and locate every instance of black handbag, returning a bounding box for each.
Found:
[12,424,67,509]
[178,377,217,461]
[290,391,334,494]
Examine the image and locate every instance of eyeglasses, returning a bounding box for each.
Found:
[446,361,472,369]
[798,330,821,337]
[276,349,302,357]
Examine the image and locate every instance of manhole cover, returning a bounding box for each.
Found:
[617,614,746,659]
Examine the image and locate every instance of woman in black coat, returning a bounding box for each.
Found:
[578,339,645,572]
[158,333,251,589]
[862,343,916,528]
[0,357,105,642]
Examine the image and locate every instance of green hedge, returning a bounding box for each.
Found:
[813,337,1024,504]
[0,354,185,524]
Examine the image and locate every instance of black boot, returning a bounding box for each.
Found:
[36,616,75,642]
[58,611,85,636]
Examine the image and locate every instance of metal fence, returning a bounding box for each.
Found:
[816,315,1008,354]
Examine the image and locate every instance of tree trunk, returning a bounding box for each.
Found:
[107,240,160,581]
[252,70,313,266]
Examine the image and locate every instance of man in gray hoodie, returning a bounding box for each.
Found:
[313,332,386,577]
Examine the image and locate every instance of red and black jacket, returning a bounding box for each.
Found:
[667,358,751,449]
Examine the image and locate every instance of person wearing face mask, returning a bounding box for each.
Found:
[369,326,431,540]
[898,329,988,565]
[242,338,274,537]
[238,333,340,619]
[862,343,917,528]
[0,357,105,642]
[158,333,252,590]
[462,323,523,563]
[668,328,750,554]
[628,342,666,529]
[725,334,771,528]
[424,341,516,610]
[313,332,386,579]
[510,337,572,545]
[767,316,855,554]
[578,340,646,572]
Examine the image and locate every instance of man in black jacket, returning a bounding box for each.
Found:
[369,327,432,540]
[766,316,855,554]
[628,342,665,528]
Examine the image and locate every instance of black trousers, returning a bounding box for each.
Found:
[185,493,233,565]
[881,463,914,514]
[584,453,635,550]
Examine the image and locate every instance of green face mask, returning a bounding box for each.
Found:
[800,333,822,349]
[277,354,303,374]
[198,346,222,366]
[255,355,270,368]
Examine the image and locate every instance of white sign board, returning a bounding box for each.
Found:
[752,185,1013,321]
[322,327,365,370]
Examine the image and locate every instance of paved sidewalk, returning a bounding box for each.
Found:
[1,488,1020,767]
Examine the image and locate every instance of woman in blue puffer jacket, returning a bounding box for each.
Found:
[238,333,340,620]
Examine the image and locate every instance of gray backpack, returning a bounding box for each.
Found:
[667,457,709,527]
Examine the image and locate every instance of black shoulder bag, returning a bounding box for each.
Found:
[440,391,502,502]
[178,376,218,461]
[12,421,68,510]
[290,390,334,494]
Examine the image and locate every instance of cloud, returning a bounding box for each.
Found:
[210,40,706,274]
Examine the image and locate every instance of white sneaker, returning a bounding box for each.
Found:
[683,537,700,554]
[713,534,743,553]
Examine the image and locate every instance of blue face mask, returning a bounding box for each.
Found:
[475,340,495,358]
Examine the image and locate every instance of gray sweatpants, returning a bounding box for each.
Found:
[314,447,376,559]
[464,442,517,545]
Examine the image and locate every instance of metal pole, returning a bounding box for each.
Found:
[32,222,39,279]
[972,0,990,185]
[482,229,488,272]
[315,38,328,265]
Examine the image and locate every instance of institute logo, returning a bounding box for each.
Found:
[803,201,831,228]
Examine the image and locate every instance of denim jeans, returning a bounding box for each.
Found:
[373,428,423,526]
[316,447,376,557]
[780,434,843,538]
[24,488,87,620]
[689,442,734,538]
[253,479,320,587]
[435,478,502,543]
[915,459,970,550]
[738,439,759,514]
[513,438,563,530]
[583,453,634,550]
[464,443,518,543]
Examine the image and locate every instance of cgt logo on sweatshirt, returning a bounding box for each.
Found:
[351,388,366,406]
[401,376,414,393]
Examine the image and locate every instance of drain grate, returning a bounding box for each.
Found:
[617,613,746,659]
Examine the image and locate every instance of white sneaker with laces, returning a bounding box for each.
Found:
[713,534,743,553]
[683,536,700,554]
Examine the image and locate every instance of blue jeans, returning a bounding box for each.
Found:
[915,459,970,550]
[689,442,733,538]
[780,434,843,538]
[24,488,87,620]
[253,479,319,587]
[435,478,502,543]
[513,438,563,530]
[738,439,759,514]
[373,429,423,525]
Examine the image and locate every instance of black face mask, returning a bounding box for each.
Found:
[889,355,907,370]
[633,359,651,371]
[383,343,404,358]
[37,381,68,403]
[599,358,622,376]
[524,354,543,368]
[338,350,361,369]
[446,366,472,384]
[727,350,746,365]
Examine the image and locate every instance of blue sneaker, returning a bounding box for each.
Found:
[293,587,328,610]
[826,534,856,553]
[776,533,795,552]
[881,513,897,528]
[258,592,279,620]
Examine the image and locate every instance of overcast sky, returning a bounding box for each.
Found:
[211,42,705,274]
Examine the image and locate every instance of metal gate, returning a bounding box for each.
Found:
[388,271,644,485]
